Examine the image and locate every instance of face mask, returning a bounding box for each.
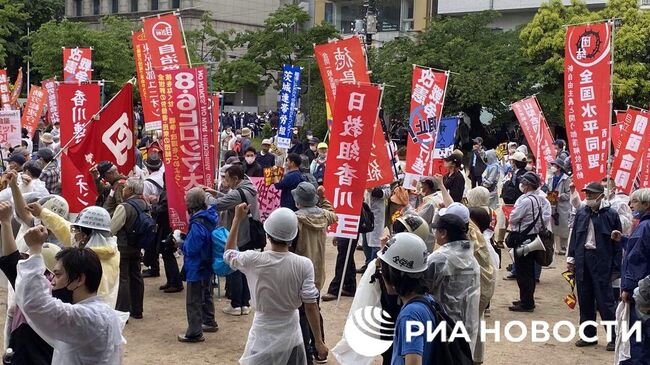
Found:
[599,198,611,210]
[310,146,316,152]
[525,164,533,171]
[632,209,642,219]
[245,157,255,164]
[585,199,600,210]
[52,285,74,304]
[319,152,327,158]
[550,166,558,174]
[236,134,242,139]
[307,135,313,141]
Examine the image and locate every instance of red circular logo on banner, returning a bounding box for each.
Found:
[566,24,611,67]
[152,21,173,42]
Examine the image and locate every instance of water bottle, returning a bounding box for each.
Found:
[3,348,13,364]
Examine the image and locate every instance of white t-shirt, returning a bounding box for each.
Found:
[224,250,319,315]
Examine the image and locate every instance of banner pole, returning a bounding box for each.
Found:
[428,71,451,176]
[606,20,616,198]
[336,238,354,308]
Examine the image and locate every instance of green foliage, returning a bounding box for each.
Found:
[29,16,136,96]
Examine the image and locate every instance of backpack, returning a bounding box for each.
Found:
[124,200,157,250]
[313,161,326,185]
[300,172,318,189]
[233,139,243,155]
[358,202,375,234]
[211,226,235,276]
[501,170,524,204]
[146,178,167,220]
[237,188,267,251]
[404,297,474,365]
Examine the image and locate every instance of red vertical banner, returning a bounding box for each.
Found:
[640,145,650,188]
[611,108,650,194]
[323,83,381,239]
[0,70,11,110]
[211,93,221,162]
[21,86,47,137]
[564,22,612,191]
[403,66,449,189]
[9,67,23,106]
[63,47,93,82]
[58,83,101,213]
[158,67,214,232]
[133,30,163,131]
[41,78,60,125]
[0,110,22,147]
[612,110,626,151]
[365,120,394,188]
[143,14,188,72]
[511,96,556,179]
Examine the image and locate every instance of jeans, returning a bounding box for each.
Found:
[227,270,250,308]
[577,251,616,339]
[361,233,379,266]
[116,246,144,316]
[327,238,357,295]
[185,277,217,338]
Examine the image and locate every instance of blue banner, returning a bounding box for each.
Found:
[276,64,301,149]
[433,116,459,158]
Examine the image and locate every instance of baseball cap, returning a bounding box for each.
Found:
[5,154,26,165]
[96,161,114,178]
[444,154,462,166]
[261,139,272,145]
[432,213,468,232]
[37,148,55,162]
[582,182,605,194]
[438,202,470,224]
[511,151,527,162]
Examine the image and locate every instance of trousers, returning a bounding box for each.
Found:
[576,251,616,339]
[116,246,144,316]
[327,238,357,296]
[185,277,217,338]
[514,234,538,309]
[228,270,251,308]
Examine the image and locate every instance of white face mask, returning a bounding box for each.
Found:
[307,135,313,141]
[525,164,533,171]
[310,146,317,152]
[245,156,255,164]
[550,166,558,174]
[586,198,600,210]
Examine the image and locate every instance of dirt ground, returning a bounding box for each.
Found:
[0,244,614,365]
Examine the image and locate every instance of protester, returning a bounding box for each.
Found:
[402,175,451,251]
[470,137,487,188]
[274,153,304,211]
[546,158,571,255]
[141,153,164,278]
[601,178,634,236]
[240,127,252,152]
[507,172,551,312]
[257,138,276,169]
[496,151,528,248]
[224,203,328,364]
[443,153,465,202]
[177,187,219,342]
[359,185,390,273]
[15,228,126,364]
[110,178,147,319]
[37,147,61,194]
[310,142,328,186]
[305,137,319,163]
[554,139,569,161]
[39,132,57,152]
[5,153,26,173]
[221,126,235,161]
[92,161,127,215]
[482,149,501,209]
[243,147,264,177]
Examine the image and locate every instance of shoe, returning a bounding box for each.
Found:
[606,342,615,351]
[511,301,536,309]
[341,290,355,297]
[536,279,540,284]
[177,334,205,343]
[484,308,491,318]
[314,354,328,364]
[506,264,513,271]
[557,250,566,256]
[241,306,251,315]
[159,284,170,290]
[508,305,534,312]
[504,274,517,280]
[356,245,363,251]
[356,265,367,274]
[202,324,219,333]
[130,313,143,319]
[575,339,598,347]
[164,286,184,293]
[321,293,337,302]
[142,269,160,278]
[223,306,243,316]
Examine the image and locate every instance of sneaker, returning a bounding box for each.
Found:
[575,339,598,347]
[159,284,170,290]
[314,354,328,364]
[142,269,160,278]
[163,286,184,293]
[503,274,517,280]
[130,313,143,320]
[321,293,337,302]
[177,334,205,343]
[202,324,219,333]
[223,306,243,316]
[241,306,251,315]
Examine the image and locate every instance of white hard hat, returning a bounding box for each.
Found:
[40,242,61,273]
[39,195,69,220]
[396,215,430,242]
[378,232,429,273]
[73,206,111,232]
[263,207,298,242]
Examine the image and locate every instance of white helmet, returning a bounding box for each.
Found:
[39,195,69,220]
[263,207,298,242]
[378,232,429,273]
[40,242,61,273]
[73,206,111,232]
[396,215,430,242]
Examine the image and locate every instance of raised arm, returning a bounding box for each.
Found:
[8,171,33,225]
[0,201,17,257]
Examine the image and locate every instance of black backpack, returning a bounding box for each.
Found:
[358,202,375,234]
[404,297,474,365]
[313,161,326,185]
[236,188,266,251]
[146,178,167,220]
[124,200,157,250]
[501,170,524,204]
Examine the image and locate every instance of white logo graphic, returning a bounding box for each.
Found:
[102,112,133,166]
[344,306,394,357]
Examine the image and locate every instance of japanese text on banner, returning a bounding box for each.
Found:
[133,30,163,131]
[158,67,214,232]
[431,116,460,176]
[404,66,448,189]
[250,174,281,222]
[0,110,21,147]
[143,14,188,72]
[21,86,47,138]
[564,22,611,191]
[41,78,60,125]
[323,83,381,239]
[0,70,11,110]
[366,120,394,188]
[611,108,650,194]
[276,65,302,149]
[511,96,555,179]
[63,47,92,82]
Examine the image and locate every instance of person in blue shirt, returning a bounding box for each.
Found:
[377,232,435,365]
[274,153,303,211]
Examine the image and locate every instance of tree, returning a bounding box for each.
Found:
[29,16,136,96]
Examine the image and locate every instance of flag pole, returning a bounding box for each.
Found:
[606,20,617,199]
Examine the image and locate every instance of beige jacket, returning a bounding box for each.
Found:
[468,221,496,313]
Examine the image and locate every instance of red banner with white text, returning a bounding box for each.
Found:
[611,108,650,194]
[59,83,101,213]
[612,110,626,154]
[158,67,214,232]
[41,78,60,126]
[564,22,611,191]
[323,83,381,239]
[143,14,188,72]
[404,66,448,189]
[63,47,92,82]
[0,70,11,110]
[511,96,555,179]
[133,30,163,131]
[10,67,22,107]
[366,119,394,188]
[21,86,47,137]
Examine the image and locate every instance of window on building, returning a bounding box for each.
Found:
[131,0,138,11]
[111,0,118,13]
[93,0,100,15]
[324,2,334,24]
[151,0,158,10]
[400,0,414,31]
[75,0,83,16]
[378,0,400,31]
[172,0,181,8]
[339,3,364,34]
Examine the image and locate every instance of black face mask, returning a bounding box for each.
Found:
[52,285,74,304]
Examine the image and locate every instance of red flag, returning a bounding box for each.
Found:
[59,83,101,213]
[41,78,60,126]
[511,96,555,179]
[366,119,394,188]
[612,110,626,153]
[21,86,47,137]
[9,67,22,106]
[158,67,214,232]
[132,30,163,131]
[211,93,221,162]
[0,70,11,110]
[611,108,650,193]
[564,22,612,191]
[404,66,449,189]
[323,83,381,239]
[143,14,188,72]
[63,47,93,82]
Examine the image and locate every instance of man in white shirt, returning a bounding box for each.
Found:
[15,223,125,365]
[224,203,328,364]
